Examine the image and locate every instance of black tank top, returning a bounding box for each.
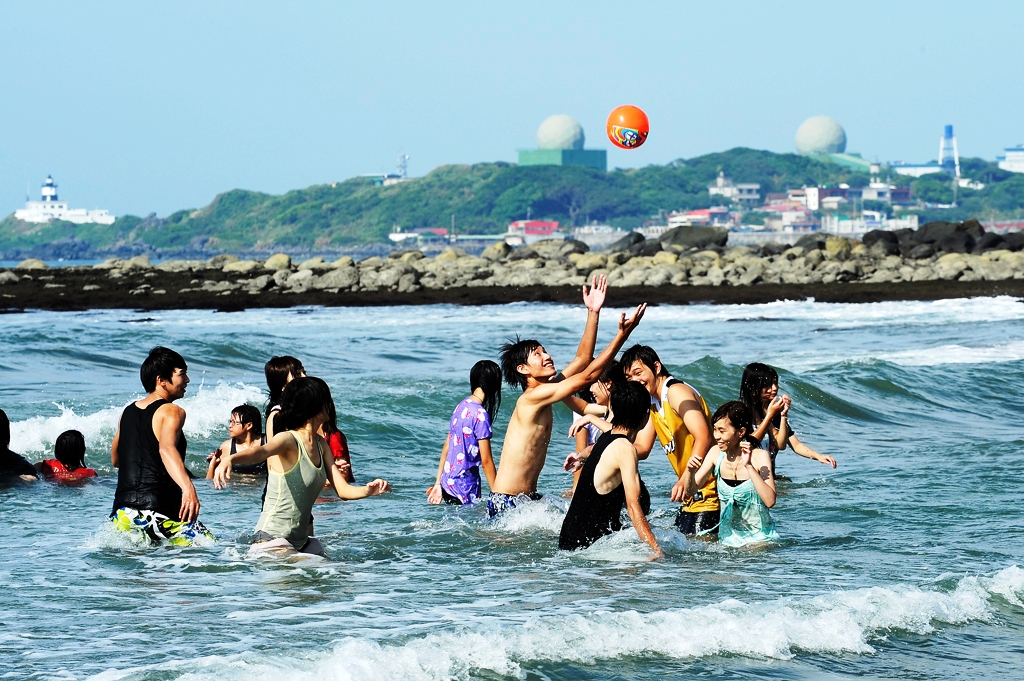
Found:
[560,432,648,550]
[111,399,188,519]
[230,435,268,475]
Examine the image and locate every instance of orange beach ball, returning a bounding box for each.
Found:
[606,105,649,149]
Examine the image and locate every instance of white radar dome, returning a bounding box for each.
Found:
[537,114,585,150]
[795,116,847,154]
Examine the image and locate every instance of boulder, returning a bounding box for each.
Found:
[603,231,645,253]
[652,251,679,266]
[862,230,898,247]
[1003,232,1024,252]
[907,244,935,259]
[297,257,326,270]
[124,255,152,269]
[869,239,900,257]
[915,221,959,244]
[223,260,261,273]
[16,258,47,270]
[960,218,985,239]
[285,269,314,287]
[434,247,466,261]
[358,256,385,269]
[758,242,787,257]
[0,271,20,284]
[825,236,852,260]
[794,233,826,251]
[973,233,1005,253]
[314,267,359,290]
[481,241,512,261]
[508,247,540,262]
[660,226,728,250]
[531,238,588,260]
[93,258,124,270]
[332,256,355,268]
[936,231,975,254]
[629,239,663,257]
[573,252,608,274]
[399,251,425,264]
[893,228,917,245]
[264,253,292,271]
[207,254,239,267]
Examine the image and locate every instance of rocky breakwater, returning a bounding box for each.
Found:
[3,219,1024,311]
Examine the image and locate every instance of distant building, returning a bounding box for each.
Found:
[505,220,564,246]
[14,175,114,225]
[997,146,1024,173]
[517,115,607,171]
[892,125,961,178]
[572,224,628,249]
[667,207,731,228]
[707,172,760,204]
[821,212,918,236]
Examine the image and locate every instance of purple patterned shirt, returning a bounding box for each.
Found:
[440,397,492,504]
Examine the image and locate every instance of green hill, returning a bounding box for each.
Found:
[3,148,1023,256]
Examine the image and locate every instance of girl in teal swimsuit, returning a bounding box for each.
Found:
[683,401,778,547]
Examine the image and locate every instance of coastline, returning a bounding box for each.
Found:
[3,264,1023,312]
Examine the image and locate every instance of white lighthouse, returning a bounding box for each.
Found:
[14,175,115,225]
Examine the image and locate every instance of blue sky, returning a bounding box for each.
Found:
[1,1,1021,218]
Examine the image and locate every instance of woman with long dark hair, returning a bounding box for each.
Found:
[739,362,836,477]
[427,360,502,505]
[213,377,390,557]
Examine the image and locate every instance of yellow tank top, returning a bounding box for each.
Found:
[649,377,718,512]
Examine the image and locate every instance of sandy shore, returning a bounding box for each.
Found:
[2,266,1023,312]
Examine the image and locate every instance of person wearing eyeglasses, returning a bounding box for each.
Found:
[206,404,267,478]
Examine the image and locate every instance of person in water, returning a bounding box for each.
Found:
[213,376,390,557]
[621,344,718,537]
[110,347,211,546]
[562,361,622,497]
[206,405,267,478]
[683,401,779,547]
[0,408,38,483]
[559,382,662,558]
[490,275,646,517]
[740,362,836,477]
[36,430,97,482]
[428,360,501,505]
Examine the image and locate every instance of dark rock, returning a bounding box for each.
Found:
[660,226,728,250]
[603,231,645,253]
[758,242,787,257]
[794,233,826,251]
[507,247,540,261]
[907,244,935,259]
[915,221,959,244]
[629,239,663,257]
[973,232,1005,253]
[894,228,917,245]
[1003,232,1024,252]
[862,230,898,247]
[936,231,975,254]
[960,218,985,239]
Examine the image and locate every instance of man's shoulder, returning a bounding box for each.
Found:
[154,401,186,420]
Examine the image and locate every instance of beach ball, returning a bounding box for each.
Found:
[606,105,649,149]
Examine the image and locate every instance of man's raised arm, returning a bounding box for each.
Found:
[560,275,607,379]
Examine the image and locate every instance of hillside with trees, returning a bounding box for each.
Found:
[2,148,1022,258]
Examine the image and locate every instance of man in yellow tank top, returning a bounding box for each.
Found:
[621,345,719,537]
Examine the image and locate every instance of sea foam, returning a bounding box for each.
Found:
[8,381,263,458]
[87,567,1023,681]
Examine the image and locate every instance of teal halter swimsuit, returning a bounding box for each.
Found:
[715,450,780,547]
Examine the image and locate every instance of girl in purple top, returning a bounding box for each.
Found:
[428,360,501,505]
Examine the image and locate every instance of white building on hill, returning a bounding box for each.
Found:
[13,176,114,224]
[998,146,1024,174]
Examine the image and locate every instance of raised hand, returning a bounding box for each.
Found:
[582,274,607,312]
[366,479,392,497]
[739,440,752,468]
[618,303,647,336]
[780,395,792,416]
[562,452,582,472]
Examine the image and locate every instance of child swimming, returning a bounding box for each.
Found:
[683,401,779,547]
[36,429,97,482]
[428,360,501,505]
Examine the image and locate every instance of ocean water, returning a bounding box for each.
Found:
[2,298,1023,680]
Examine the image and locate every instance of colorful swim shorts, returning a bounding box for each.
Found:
[111,507,214,546]
[487,491,543,518]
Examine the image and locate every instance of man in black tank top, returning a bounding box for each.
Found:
[559,383,662,558]
[111,347,205,542]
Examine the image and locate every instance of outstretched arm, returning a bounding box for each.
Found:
[325,441,391,500]
[527,303,647,407]
[788,433,836,468]
[214,431,295,488]
[560,275,607,378]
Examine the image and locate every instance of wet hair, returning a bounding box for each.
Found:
[619,345,669,378]
[610,381,651,435]
[276,376,333,433]
[265,356,306,418]
[577,360,624,404]
[713,401,754,437]
[140,347,187,393]
[0,408,9,449]
[499,337,541,391]
[470,360,502,424]
[739,362,780,426]
[54,430,86,470]
[231,404,263,437]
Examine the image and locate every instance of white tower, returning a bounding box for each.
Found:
[41,175,59,201]
[938,125,960,177]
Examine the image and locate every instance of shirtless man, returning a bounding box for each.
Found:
[490,275,645,517]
